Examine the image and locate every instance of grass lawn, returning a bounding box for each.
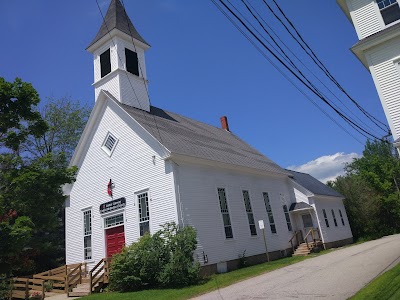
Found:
[83,254,323,300]
[350,263,400,300]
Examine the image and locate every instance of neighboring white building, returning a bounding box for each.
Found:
[337,0,400,148]
[65,0,353,273]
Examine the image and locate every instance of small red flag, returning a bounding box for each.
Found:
[107,179,113,197]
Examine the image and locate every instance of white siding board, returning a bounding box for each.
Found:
[366,35,400,139]
[349,0,383,39]
[66,101,177,268]
[175,162,295,265]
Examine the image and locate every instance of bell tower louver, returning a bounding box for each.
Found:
[87,0,150,111]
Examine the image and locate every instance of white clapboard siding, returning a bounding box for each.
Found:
[175,162,296,265]
[366,36,400,140]
[349,0,383,39]
[65,100,177,267]
[314,197,353,244]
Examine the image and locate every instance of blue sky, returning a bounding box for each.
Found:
[0,1,387,181]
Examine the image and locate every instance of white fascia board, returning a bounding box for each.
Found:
[336,0,352,23]
[86,28,150,53]
[312,194,345,201]
[165,153,289,179]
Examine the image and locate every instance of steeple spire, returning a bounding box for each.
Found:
[87,0,151,111]
[87,0,149,49]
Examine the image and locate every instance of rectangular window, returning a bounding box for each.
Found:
[331,209,338,227]
[83,210,92,260]
[377,0,400,25]
[323,209,330,228]
[280,194,292,231]
[104,214,124,228]
[242,190,257,236]
[138,192,150,236]
[218,188,233,239]
[263,192,276,233]
[125,48,139,76]
[339,209,345,226]
[100,49,111,78]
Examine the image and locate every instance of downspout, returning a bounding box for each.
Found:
[172,160,185,227]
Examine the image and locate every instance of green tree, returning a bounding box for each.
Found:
[0,77,77,275]
[329,139,400,239]
[24,97,90,161]
[0,78,47,152]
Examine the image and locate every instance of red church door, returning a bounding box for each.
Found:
[106,225,125,257]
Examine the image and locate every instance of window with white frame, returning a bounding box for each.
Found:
[102,132,118,156]
[83,210,92,260]
[331,209,338,227]
[280,194,292,231]
[138,192,150,236]
[104,214,124,228]
[263,192,277,234]
[339,209,345,226]
[323,209,330,228]
[242,190,257,236]
[377,0,400,25]
[217,188,233,239]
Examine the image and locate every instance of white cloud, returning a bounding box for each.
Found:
[287,152,361,183]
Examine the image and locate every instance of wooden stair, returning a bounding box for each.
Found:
[293,242,312,256]
[69,282,90,297]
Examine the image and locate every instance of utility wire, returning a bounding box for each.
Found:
[267,0,390,132]
[210,0,363,144]
[215,0,382,141]
[95,0,163,143]
[242,0,383,137]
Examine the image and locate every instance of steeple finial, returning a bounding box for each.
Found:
[87,0,149,49]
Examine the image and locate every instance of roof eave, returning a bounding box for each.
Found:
[336,0,353,23]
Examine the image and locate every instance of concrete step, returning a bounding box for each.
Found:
[69,291,90,297]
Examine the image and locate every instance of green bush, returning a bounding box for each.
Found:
[0,276,11,300]
[109,222,200,292]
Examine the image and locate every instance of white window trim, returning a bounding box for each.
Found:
[102,131,119,157]
[263,191,277,235]
[104,213,125,229]
[82,209,93,261]
[242,190,257,237]
[137,190,150,237]
[375,0,400,28]
[216,187,234,240]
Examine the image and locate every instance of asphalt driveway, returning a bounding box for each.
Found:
[192,234,400,300]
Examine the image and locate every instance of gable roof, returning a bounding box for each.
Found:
[108,98,289,176]
[289,202,313,212]
[286,169,343,198]
[87,0,149,49]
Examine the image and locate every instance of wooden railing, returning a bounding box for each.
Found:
[89,258,111,294]
[304,227,321,250]
[10,277,45,300]
[66,263,83,296]
[289,230,303,253]
[33,265,66,294]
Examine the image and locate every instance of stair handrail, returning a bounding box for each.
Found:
[303,228,313,249]
[89,258,110,294]
[66,263,82,296]
[288,230,302,253]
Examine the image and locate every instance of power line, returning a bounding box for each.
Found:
[210,0,364,144]
[214,0,382,141]
[266,0,390,133]
[95,0,163,143]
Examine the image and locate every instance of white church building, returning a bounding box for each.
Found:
[65,0,353,273]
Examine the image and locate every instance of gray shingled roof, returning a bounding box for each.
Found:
[286,169,343,198]
[114,100,289,176]
[87,0,149,49]
[289,202,312,212]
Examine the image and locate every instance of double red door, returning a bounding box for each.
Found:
[106,225,125,257]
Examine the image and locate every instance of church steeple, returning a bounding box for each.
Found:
[87,0,151,111]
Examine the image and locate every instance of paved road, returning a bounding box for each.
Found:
[193,234,400,300]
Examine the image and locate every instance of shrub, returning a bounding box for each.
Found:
[0,276,11,300]
[109,222,200,292]
[158,223,200,287]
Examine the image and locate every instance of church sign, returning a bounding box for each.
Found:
[100,197,126,214]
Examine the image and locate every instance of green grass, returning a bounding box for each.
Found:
[83,255,316,300]
[350,263,400,300]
